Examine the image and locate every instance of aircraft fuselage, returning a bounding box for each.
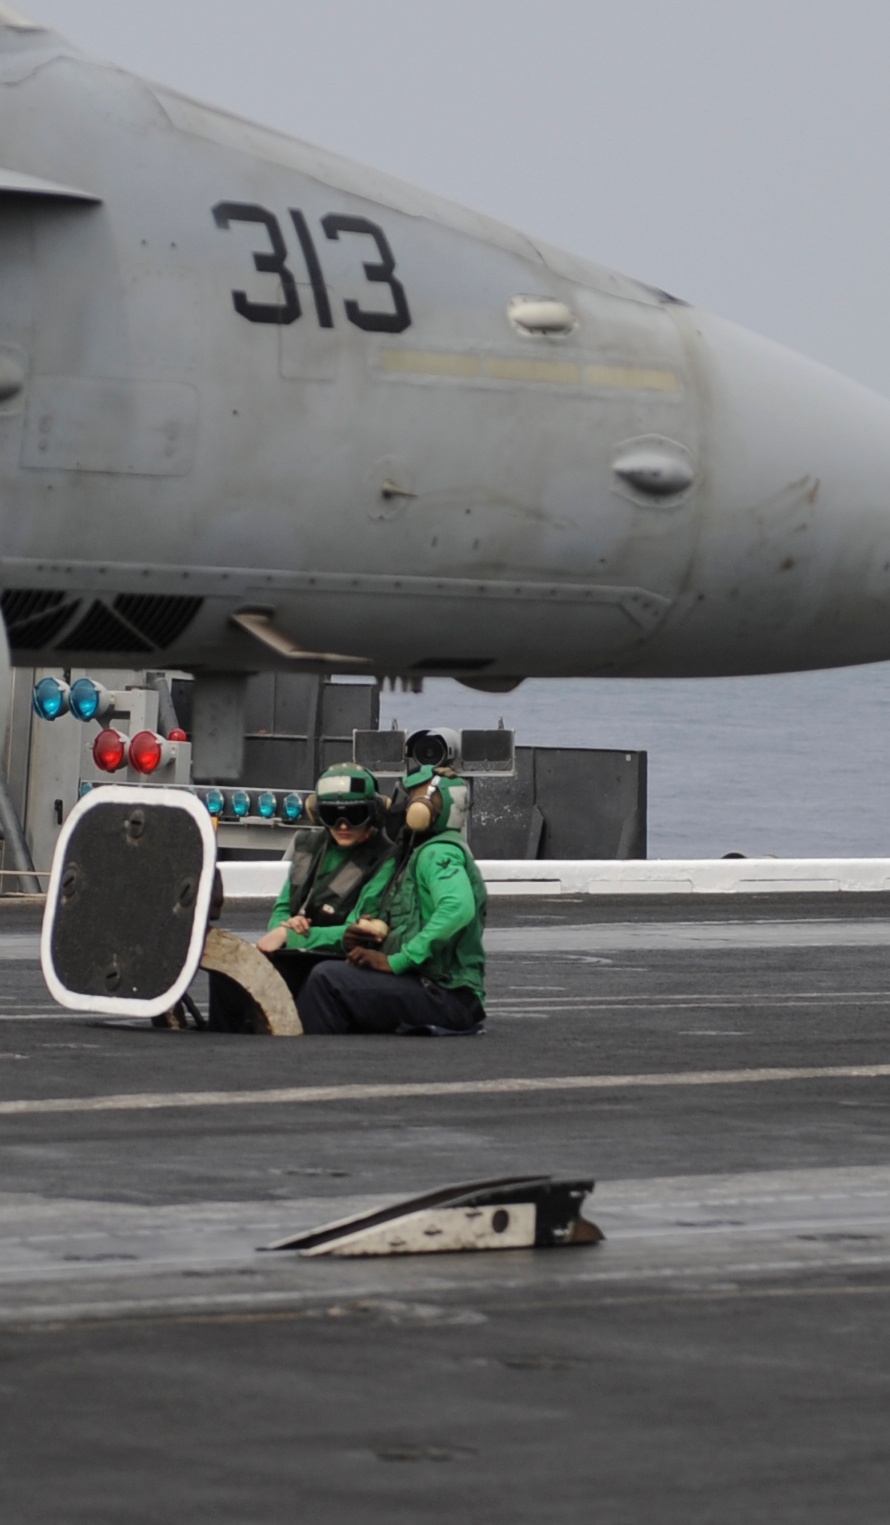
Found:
[2,17,890,691]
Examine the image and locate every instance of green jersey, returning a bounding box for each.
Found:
[352,829,487,1002]
[268,827,395,953]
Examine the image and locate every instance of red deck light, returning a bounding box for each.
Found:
[92,729,129,773]
[129,730,172,775]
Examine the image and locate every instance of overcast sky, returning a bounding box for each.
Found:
[28,0,890,396]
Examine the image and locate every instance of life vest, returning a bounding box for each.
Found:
[381,830,487,990]
[288,827,395,927]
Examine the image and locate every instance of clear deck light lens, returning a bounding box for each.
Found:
[32,677,70,721]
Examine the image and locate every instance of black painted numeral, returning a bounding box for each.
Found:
[213,202,301,325]
[289,209,335,329]
[322,214,412,334]
[214,204,412,334]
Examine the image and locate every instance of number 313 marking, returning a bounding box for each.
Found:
[212,202,412,334]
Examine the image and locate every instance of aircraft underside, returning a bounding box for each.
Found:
[2,6,890,750]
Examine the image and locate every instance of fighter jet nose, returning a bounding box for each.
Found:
[651,306,890,676]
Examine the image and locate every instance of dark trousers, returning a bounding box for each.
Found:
[207,950,332,1032]
[299,961,485,1035]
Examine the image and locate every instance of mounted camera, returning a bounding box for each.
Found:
[405,728,461,771]
[353,725,515,778]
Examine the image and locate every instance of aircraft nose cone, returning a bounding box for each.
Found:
[653,308,890,675]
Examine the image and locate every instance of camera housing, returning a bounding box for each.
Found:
[353,725,515,777]
[405,728,461,771]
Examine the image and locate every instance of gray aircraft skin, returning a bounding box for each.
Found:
[2,4,890,731]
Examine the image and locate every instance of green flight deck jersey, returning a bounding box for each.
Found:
[267,827,395,953]
[378,830,487,1003]
[340,766,487,1001]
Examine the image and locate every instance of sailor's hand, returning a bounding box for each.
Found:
[257,925,288,954]
[285,914,311,936]
[347,947,392,973]
[345,917,387,950]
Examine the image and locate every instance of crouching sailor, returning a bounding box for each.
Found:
[208,764,395,1031]
[298,767,487,1035]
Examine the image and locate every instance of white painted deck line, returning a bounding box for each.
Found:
[220,858,890,899]
[4,1065,890,1118]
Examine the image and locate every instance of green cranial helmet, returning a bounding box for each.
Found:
[315,763,379,803]
[401,765,470,833]
[311,763,383,829]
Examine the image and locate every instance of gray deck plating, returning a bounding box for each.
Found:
[2,892,890,1523]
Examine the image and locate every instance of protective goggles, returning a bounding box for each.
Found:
[317,800,374,828]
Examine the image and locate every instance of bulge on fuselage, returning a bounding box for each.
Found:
[1,0,890,750]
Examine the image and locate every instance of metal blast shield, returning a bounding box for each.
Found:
[41,787,218,1017]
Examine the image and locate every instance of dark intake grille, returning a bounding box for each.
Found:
[3,589,203,656]
[1,589,81,651]
[113,594,203,649]
[59,601,154,654]
[2,589,67,628]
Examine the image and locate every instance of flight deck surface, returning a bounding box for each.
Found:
[2,892,890,1522]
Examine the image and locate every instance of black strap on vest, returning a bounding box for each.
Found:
[288,830,329,917]
[288,829,394,926]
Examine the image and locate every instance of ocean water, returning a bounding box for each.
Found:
[378,665,890,859]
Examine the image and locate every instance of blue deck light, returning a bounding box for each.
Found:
[69,677,107,723]
[32,677,70,721]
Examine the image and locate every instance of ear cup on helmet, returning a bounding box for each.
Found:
[406,798,434,832]
[304,793,320,825]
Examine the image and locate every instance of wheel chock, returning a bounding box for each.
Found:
[200,928,303,1035]
[261,1176,603,1257]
